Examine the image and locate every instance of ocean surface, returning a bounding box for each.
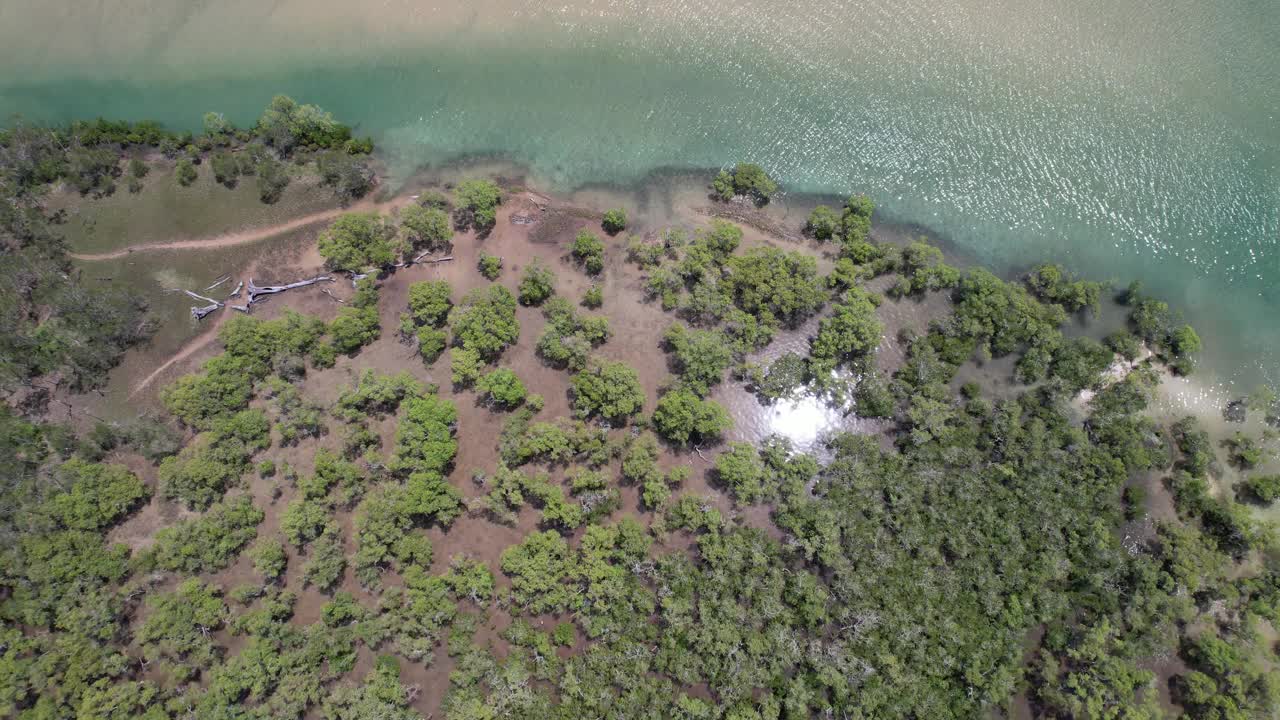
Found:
[1,0,1276,393]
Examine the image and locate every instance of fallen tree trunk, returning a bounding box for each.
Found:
[205,275,230,291]
[191,303,221,321]
[228,281,244,299]
[168,287,225,322]
[247,275,332,304]
[413,252,454,265]
[170,288,223,306]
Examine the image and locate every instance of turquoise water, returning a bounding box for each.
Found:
[1,0,1276,390]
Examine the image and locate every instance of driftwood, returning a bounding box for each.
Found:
[169,288,224,322]
[321,288,345,303]
[414,252,454,265]
[205,275,230,291]
[351,273,369,287]
[246,275,332,304]
[228,281,244,299]
[170,288,222,305]
[229,304,250,313]
[191,303,221,321]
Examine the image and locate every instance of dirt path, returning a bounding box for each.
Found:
[128,320,226,398]
[68,195,412,261]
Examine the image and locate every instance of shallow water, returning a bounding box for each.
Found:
[2,0,1277,390]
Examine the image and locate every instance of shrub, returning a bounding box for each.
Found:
[256,156,290,203]
[175,158,198,186]
[454,179,501,230]
[249,536,288,580]
[572,231,605,275]
[476,368,528,410]
[518,261,556,306]
[210,151,239,188]
[806,205,840,240]
[1243,475,1280,504]
[399,204,452,256]
[652,389,732,446]
[571,359,646,421]
[316,150,374,201]
[450,284,520,361]
[478,253,503,279]
[406,281,452,328]
[713,162,778,204]
[317,212,399,273]
[146,497,264,573]
[602,208,627,234]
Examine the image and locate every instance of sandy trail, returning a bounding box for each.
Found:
[68,195,411,261]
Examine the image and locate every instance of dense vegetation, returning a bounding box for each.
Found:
[2,160,1276,720]
[0,96,375,394]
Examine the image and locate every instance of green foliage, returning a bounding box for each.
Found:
[316,149,375,200]
[1032,618,1160,719]
[334,369,424,421]
[210,150,240,188]
[840,193,876,247]
[1025,263,1104,314]
[137,579,227,683]
[444,555,496,604]
[450,347,484,387]
[327,279,381,355]
[652,389,732,446]
[501,530,577,615]
[476,367,528,409]
[713,163,778,204]
[257,94,353,153]
[518,260,557,306]
[571,358,646,421]
[1123,285,1201,375]
[477,253,503,279]
[322,656,420,720]
[1105,330,1142,361]
[806,204,840,240]
[662,323,732,396]
[399,204,452,255]
[889,240,961,297]
[602,208,627,234]
[536,297,611,371]
[304,525,347,592]
[808,287,883,380]
[255,155,290,203]
[450,284,520,361]
[145,496,264,573]
[317,212,399,273]
[390,393,460,476]
[950,267,1066,358]
[454,179,502,230]
[572,230,606,274]
[1222,432,1267,470]
[722,247,826,328]
[407,280,453,328]
[158,409,270,509]
[1242,474,1280,504]
[175,158,197,186]
[249,536,288,580]
[582,284,603,308]
[45,459,148,531]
